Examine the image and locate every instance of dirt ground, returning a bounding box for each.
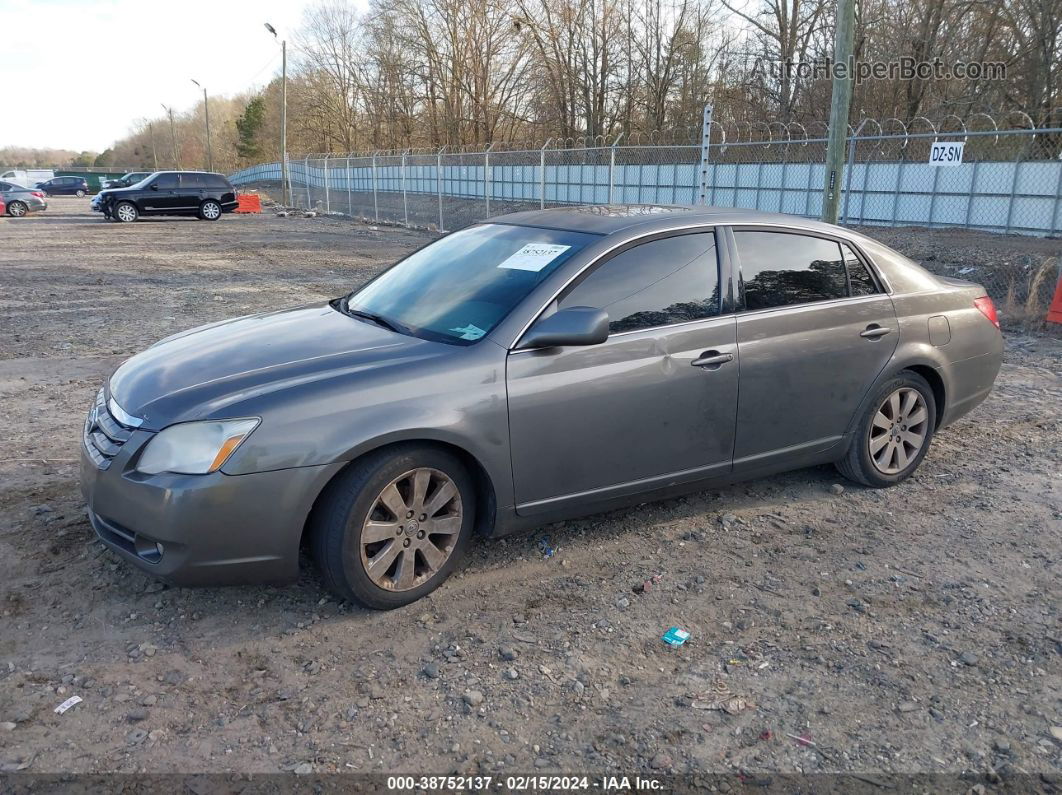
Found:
[0,197,1060,784]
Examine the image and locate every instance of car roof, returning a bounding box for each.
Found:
[490,205,854,237]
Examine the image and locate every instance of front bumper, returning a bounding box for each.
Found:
[80,432,344,586]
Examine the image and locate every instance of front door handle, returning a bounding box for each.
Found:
[860,325,892,339]
[691,351,734,369]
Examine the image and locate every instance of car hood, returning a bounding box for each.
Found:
[108,302,446,429]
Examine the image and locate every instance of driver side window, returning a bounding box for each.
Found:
[558,232,721,334]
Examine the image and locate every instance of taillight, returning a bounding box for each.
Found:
[31,191,44,198]
[974,296,1000,330]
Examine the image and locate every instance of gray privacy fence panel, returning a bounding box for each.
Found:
[229,128,1062,236]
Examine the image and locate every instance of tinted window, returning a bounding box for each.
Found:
[735,231,847,310]
[842,243,878,296]
[559,232,720,333]
[349,223,596,345]
[153,173,178,189]
[206,174,229,189]
[180,173,204,189]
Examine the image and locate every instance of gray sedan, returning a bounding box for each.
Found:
[0,181,48,216]
[80,206,1003,608]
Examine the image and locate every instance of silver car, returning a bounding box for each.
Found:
[0,181,48,216]
[80,206,1003,609]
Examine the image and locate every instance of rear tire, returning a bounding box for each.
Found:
[75,189,86,198]
[836,371,937,488]
[199,200,222,221]
[114,201,138,223]
[310,445,475,609]
[7,201,27,217]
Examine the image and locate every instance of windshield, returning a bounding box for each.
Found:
[345,223,598,344]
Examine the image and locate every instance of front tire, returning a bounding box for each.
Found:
[836,371,936,488]
[311,445,475,609]
[114,201,138,223]
[199,200,222,221]
[75,189,86,198]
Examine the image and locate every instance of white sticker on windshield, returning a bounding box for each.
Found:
[450,323,486,340]
[498,243,571,272]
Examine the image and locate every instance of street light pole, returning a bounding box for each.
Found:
[821,0,856,224]
[161,103,180,170]
[265,23,290,206]
[191,79,212,171]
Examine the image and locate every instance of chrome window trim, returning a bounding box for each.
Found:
[732,291,889,320]
[508,313,734,356]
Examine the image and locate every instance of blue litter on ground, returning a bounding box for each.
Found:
[538,537,554,558]
[662,627,690,646]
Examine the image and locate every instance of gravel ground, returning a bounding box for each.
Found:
[0,198,1060,784]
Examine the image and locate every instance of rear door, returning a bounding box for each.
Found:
[177,173,205,211]
[727,227,898,470]
[506,229,739,514]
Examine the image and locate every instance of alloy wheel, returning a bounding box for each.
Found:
[202,202,221,220]
[8,202,26,217]
[116,204,137,222]
[359,467,462,592]
[868,387,929,474]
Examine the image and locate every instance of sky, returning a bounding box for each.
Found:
[0,0,316,153]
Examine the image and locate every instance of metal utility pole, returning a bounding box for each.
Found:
[191,79,212,171]
[161,104,181,170]
[148,122,158,170]
[265,23,290,205]
[821,0,856,224]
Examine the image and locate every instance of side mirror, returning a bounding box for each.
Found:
[518,306,609,350]
[150,183,159,190]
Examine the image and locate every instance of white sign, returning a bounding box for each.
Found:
[498,243,571,272]
[929,141,964,166]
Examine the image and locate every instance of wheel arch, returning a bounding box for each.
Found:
[843,355,948,442]
[299,438,498,551]
[902,363,946,429]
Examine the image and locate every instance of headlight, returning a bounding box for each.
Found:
[136,419,259,475]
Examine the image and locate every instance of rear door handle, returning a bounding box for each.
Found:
[860,326,892,339]
[691,351,734,368]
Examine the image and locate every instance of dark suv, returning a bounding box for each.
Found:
[37,176,90,197]
[101,171,238,223]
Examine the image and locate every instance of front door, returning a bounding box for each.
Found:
[142,173,179,212]
[727,227,899,468]
[506,230,739,514]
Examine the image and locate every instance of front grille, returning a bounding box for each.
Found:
[84,389,135,470]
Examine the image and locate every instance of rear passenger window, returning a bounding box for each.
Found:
[735,231,847,310]
[180,174,204,189]
[559,232,720,333]
[842,243,879,296]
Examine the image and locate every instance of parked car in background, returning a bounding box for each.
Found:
[80,206,1004,609]
[0,168,54,188]
[103,172,152,189]
[36,176,90,197]
[100,171,237,222]
[0,181,48,216]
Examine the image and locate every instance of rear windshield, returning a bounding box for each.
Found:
[346,223,598,344]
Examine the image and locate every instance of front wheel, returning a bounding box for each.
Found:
[7,200,27,217]
[114,201,138,223]
[75,190,85,198]
[311,445,475,609]
[199,200,222,221]
[836,371,936,488]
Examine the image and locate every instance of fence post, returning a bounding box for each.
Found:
[484,143,494,217]
[842,120,867,224]
[696,104,714,205]
[608,133,624,204]
[1003,144,1023,234]
[437,146,446,233]
[401,150,409,227]
[304,156,311,209]
[323,155,330,213]
[1051,156,1062,236]
[540,139,552,209]
[372,152,379,222]
[346,157,352,217]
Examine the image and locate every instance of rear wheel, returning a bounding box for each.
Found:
[837,371,936,487]
[311,445,474,609]
[199,200,222,221]
[114,201,138,223]
[75,189,86,198]
[7,201,27,217]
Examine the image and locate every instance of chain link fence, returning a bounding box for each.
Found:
[230,125,1062,329]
